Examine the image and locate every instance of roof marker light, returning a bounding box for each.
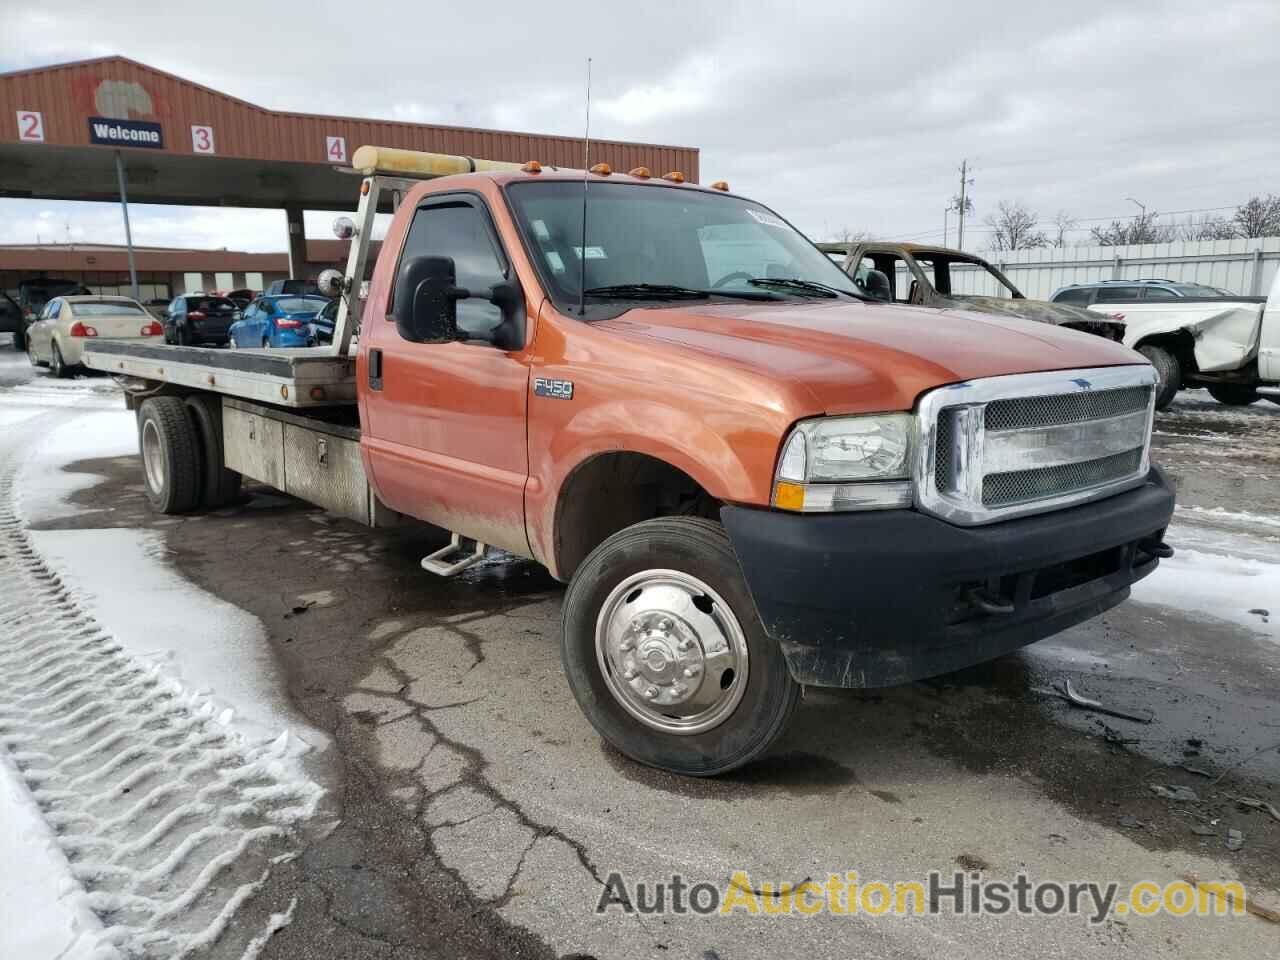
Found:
[662,171,685,183]
[590,162,612,176]
[628,166,651,179]
[710,180,729,191]
[521,160,543,173]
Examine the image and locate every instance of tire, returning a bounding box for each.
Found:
[1206,383,1260,406]
[561,516,800,777]
[27,338,43,368]
[1138,344,1180,410]
[184,395,242,508]
[137,397,202,514]
[50,342,69,379]
[12,328,25,351]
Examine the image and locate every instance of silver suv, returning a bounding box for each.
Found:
[1051,279,1233,305]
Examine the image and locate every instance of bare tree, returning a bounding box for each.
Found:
[1176,214,1237,241]
[1050,210,1078,248]
[983,201,1047,251]
[831,227,872,244]
[1089,211,1174,245]
[1232,195,1280,238]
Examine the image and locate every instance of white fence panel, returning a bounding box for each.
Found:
[974,237,1280,300]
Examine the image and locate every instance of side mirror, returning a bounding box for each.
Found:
[393,255,468,343]
[486,279,526,350]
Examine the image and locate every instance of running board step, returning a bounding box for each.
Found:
[421,533,489,577]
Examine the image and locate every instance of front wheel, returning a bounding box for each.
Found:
[1138,344,1181,410]
[561,517,800,777]
[1206,383,1260,406]
[27,338,42,368]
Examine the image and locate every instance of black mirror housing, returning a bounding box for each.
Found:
[394,255,467,343]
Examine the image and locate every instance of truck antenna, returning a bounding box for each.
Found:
[577,57,592,317]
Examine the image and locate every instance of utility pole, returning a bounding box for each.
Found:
[943,206,950,247]
[956,159,972,251]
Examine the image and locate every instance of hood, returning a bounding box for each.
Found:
[596,299,1145,415]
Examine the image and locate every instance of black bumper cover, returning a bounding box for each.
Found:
[721,469,1175,688]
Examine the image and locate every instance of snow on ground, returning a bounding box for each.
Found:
[18,408,140,523]
[0,378,326,958]
[28,527,326,753]
[0,750,106,960]
[1131,547,1280,640]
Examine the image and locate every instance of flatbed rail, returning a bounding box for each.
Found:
[83,340,356,407]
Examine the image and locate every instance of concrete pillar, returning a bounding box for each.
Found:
[285,205,307,280]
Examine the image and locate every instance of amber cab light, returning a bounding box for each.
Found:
[590,162,612,176]
[710,180,729,191]
[628,166,651,179]
[68,321,98,338]
[662,171,686,183]
[521,160,543,173]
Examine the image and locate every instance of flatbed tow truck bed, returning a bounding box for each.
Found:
[85,340,356,408]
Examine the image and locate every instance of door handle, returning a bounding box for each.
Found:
[368,348,383,390]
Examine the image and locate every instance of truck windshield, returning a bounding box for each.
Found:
[505,180,860,310]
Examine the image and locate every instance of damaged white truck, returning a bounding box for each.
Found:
[1083,273,1280,409]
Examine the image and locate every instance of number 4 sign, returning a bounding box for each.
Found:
[326,136,347,163]
[191,125,215,154]
[17,110,44,142]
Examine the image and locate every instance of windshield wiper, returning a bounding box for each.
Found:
[746,277,851,298]
[583,283,709,300]
[583,283,782,303]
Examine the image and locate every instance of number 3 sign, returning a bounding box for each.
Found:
[191,125,216,154]
[17,110,44,142]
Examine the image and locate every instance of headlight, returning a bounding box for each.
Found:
[773,413,914,512]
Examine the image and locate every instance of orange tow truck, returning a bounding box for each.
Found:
[85,146,1175,776]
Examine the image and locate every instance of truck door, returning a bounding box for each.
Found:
[1261,269,1280,382]
[361,194,532,556]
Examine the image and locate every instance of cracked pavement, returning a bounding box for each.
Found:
[12,352,1280,958]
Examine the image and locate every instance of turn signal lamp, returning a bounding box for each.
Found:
[590,163,612,176]
[662,171,686,183]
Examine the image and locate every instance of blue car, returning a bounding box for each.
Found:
[229,295,329,348]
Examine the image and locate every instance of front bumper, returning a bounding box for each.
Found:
[721,468,1175,688]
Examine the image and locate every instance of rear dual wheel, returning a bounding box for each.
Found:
[562,517,799,777]
[137,396,241,515]
[1206,383,1260,406]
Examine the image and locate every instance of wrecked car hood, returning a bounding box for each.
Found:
[948,295,1123,331]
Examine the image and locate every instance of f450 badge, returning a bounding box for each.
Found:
[534,377,574,400]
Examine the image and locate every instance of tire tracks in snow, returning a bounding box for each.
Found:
[0,410,325,959]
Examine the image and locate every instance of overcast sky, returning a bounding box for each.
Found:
[3,0,1279,253]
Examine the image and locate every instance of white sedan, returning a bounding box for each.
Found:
[27,295,164,377]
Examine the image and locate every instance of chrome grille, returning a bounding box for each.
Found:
[984,386,1152,431]
[915,366,1158,526]
[983,449,1143,507]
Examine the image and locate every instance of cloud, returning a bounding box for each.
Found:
[2,0,1279,249]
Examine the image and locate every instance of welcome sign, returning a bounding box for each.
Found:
[88,117,164,149]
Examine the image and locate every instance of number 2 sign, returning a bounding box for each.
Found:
[17,110,45,142]
[326,136,347,163]
[191,125,216,154]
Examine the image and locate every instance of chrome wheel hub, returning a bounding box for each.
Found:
[596,569,748,735]
[141,419,164,493]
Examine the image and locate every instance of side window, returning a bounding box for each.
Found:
[1095,286,1143,302]
[1053,288,1092,305]
[398,200,507,339]
[1144,287,1178,300]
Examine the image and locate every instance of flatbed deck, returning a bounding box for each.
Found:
[83,340,356,407]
